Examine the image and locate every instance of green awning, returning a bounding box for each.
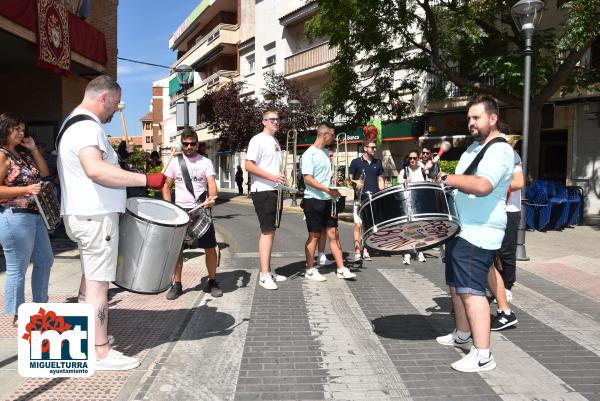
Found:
[298,121,419,147]
[169,77,181,96]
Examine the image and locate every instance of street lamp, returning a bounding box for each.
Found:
[511,0,544,261]
[174,64,194,128]
[288,99,301,207]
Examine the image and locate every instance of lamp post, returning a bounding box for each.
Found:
[288,99,301,207]
[174,64,194,129]
[511,0,544,261]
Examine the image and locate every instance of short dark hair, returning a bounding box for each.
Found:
[0,112,26,147]
[420,146,431,153]
[318,121,334,130]
[363,139,376,148]
[407,149,419,157]
[467,95,499,117]
[181,127,198,142]
[85,75,121,98]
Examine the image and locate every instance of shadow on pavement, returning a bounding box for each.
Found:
[372,312,453,341]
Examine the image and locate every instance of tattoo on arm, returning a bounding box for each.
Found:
[97,304,107,327]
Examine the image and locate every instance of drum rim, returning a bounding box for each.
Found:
[359,183,447,213]
[125,197,190,228]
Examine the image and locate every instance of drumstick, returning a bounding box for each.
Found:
[187,195,218,215]
[117,102,129,143]
[161,141,182,174]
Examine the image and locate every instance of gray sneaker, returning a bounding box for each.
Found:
[166,282,183,300]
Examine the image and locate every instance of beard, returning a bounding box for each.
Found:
[103,113,115,124]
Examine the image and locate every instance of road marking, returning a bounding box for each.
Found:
[380,268,588,401]
[303,275,412,400]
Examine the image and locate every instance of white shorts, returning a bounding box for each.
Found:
[353,200,362,225]
[64,213,120,282]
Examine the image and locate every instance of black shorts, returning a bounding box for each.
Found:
[303,198,338,233]
[183,208,217,249]
[251,190,282,233]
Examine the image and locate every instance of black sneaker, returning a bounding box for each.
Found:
[491,310,518,331]
[208,280,223,298]
[166,282,183,300]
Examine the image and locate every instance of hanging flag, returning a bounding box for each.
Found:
[36,0,71,76]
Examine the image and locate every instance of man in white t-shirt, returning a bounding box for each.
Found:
[57,75,166,371]
[162,128,220,300]
[398,149,428,265]
[244,109,288,290]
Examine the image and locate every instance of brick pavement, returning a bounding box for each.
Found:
[1,196,600,401]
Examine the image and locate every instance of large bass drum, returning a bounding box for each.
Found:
[359,183,460,252]
[115,197,190,293]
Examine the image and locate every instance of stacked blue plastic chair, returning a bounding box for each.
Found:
[533,180,553,231]
[548,181,569,230]
[566,186,583,226]
[524,185,539,230]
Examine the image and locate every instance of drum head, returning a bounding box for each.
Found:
[126,197,190,226]
[363,219,460,252]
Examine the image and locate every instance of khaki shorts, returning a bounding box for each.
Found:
[64,213,120,282]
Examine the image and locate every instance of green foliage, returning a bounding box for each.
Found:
[306,0,600,126]
[440,160,459,175]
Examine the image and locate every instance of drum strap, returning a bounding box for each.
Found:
[462,136,507,176]
[55,114,97,150]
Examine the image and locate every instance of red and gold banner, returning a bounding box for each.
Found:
[36,0,71,76]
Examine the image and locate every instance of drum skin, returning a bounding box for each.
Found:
[115,198,190,294]
[359,183,460,252]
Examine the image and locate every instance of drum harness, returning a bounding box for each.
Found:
[178,154,211,222]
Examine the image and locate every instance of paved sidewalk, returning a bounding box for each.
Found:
[0,191,599,401]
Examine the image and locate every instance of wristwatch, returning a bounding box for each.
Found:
[441,174,448,183]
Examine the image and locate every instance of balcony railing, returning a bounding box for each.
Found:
[175,24,239,68]
[170,70,239,107]
[284,42,338,76]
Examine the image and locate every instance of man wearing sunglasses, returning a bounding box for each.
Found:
[245,109,287,290]
[419,147,440,181]
[162,128,220,299]
[348,140,385,262]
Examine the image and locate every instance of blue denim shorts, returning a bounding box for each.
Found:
[445,236,496,296]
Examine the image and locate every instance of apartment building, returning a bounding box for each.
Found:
[0,0,117,149]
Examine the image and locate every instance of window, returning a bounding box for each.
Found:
[146,136,152,144]
[264,42,276,66]
[144,122,151,130]
[246,54,255,75]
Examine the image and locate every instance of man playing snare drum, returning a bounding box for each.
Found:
[162,128,221,299]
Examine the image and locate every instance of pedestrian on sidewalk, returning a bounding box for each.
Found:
[314,147,335,267]
[57,75,166,371]
[162,128,222,300]
[488,130,524,331]
[235,166,244,195]
[398,149,429,265]
[0,113,53,328]
[435,95,513,373]
[301,122,356,282]
[348,137,384,262]
[245,108,288,290]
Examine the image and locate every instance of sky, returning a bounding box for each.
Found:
[104,1,197,137]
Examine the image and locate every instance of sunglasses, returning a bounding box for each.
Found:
[366,146,377,149]
[421,152,430,155]
[408,157,418,160]
[182,142,197,147]
[264,118,279,123]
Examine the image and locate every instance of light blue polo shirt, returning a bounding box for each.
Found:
[454,138,514,250]
[301,145,332,200]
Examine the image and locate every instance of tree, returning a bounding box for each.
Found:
[198,71,317,151]
[306,0,600,178]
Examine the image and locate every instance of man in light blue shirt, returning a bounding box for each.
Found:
[435,96,513,373]
[301,122,356,281]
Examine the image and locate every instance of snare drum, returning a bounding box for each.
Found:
[184,207,212,244]
[359,183,460,252]
[115,197,190,293]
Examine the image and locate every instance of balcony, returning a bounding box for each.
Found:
[175,24,239,68]
[170,70,239,108]
[284,42,338,77]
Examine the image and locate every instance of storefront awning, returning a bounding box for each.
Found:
[297,121,420,148]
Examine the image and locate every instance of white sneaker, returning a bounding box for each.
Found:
[318,254,335,266]
[270,272,287,282]
[349,253,362,262]
[451,346,496,372]
[96,349,140,371]
[362,249,371,261]
[305,268,327,282]
[259,273,278,290]
[417,252,426,262]
[435,330,472,351]
[505,289,513,303]
[336,267,356,279]
[403,254,411,265]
